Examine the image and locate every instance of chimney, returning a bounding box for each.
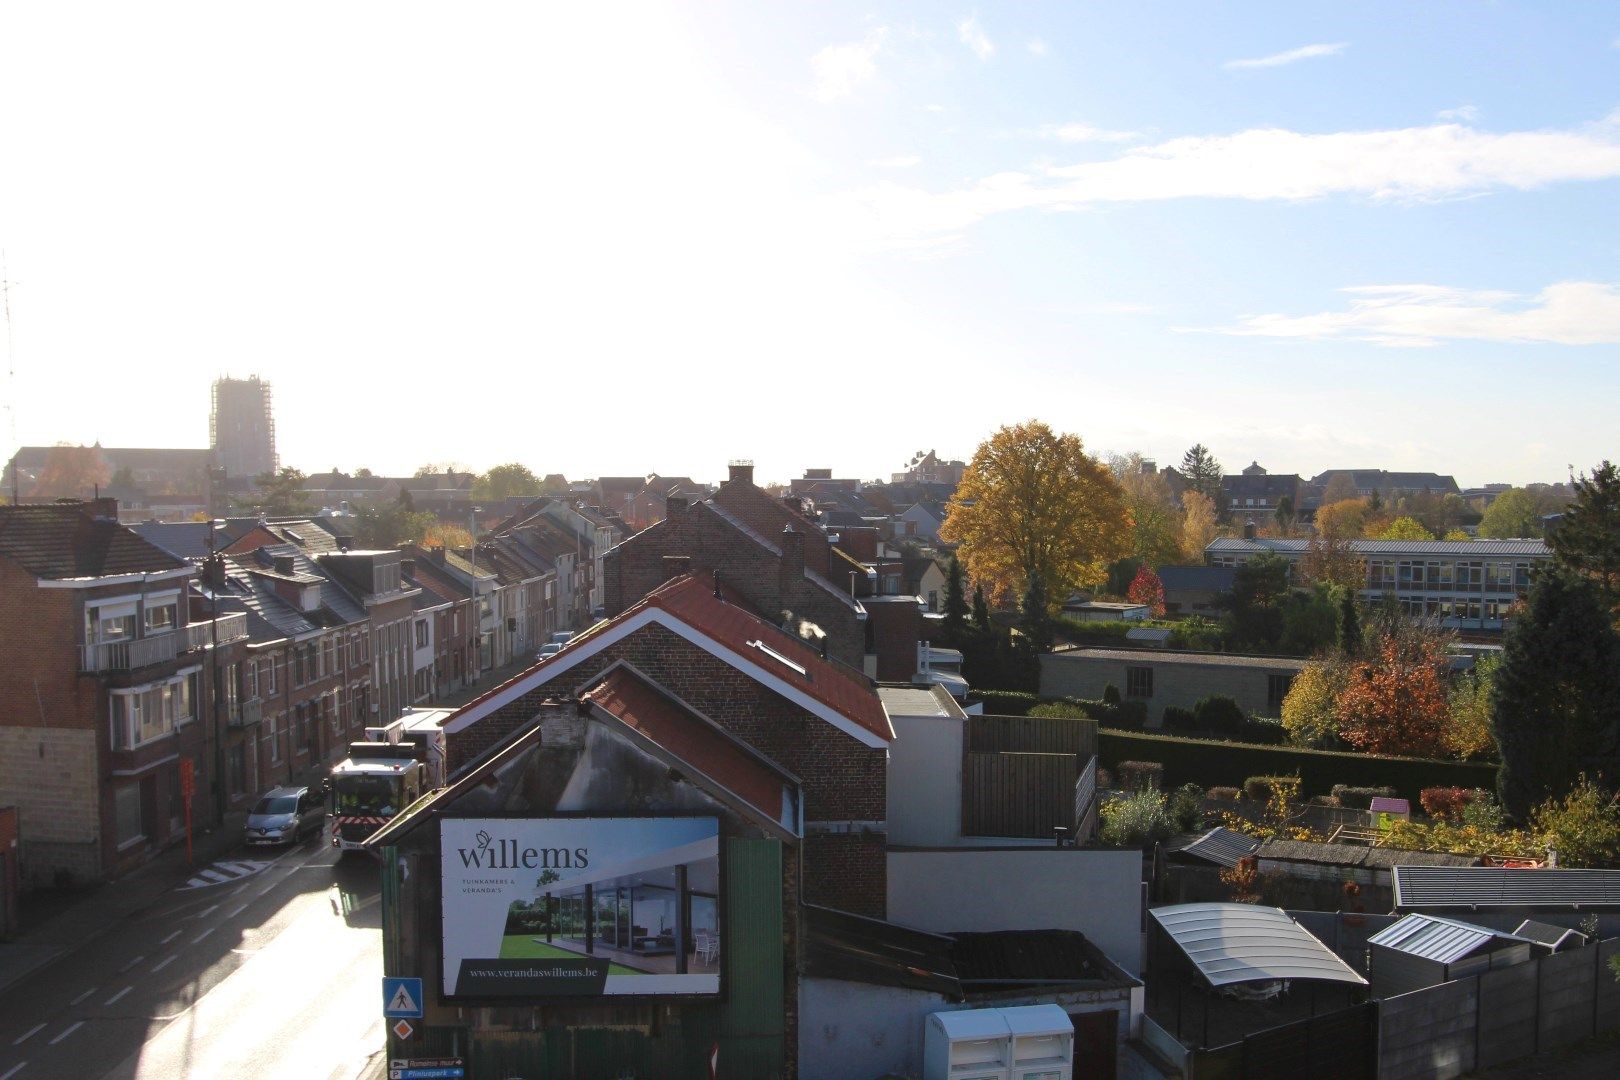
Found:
[273,554,297,574]
[666,494,687,516]
[780,524,805,599]
[429,546,447,565]
[88,496,119,521]
[662,554,692,581]
[728,460,754,487]
[1243,519,1257,540]
[401,558,415,577]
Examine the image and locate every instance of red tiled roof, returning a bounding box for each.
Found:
[582,666,795,827]
[641,574,892,743]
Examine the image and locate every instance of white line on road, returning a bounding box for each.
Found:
[231,882,250,896]
[192,927,214,944]
[70,988,96,1005]
[105,986,132,1006]
[160,930,182,944]
[225,903,248,918]
[151,955,177,973]
[12,1022,44,1045]
[119,954,145,972]
[254,881,276,898]
[49,1020,84,1045]
[195,904,219,919]
[1,1061,26,1080]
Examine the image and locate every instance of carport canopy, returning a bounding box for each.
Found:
[1151,903,1368,988]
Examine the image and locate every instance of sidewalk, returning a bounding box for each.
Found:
[0,810,247,994]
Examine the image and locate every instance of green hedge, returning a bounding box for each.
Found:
[1096,729,1497,804]
[970,690,1042,716]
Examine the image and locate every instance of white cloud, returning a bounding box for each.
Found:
[1437,104,1479,122]
[832,116,1620,246]
[868,155,921,169]
[1026,38,1048,56]
[920,103,947,113]
[810,27,888,102]
[1224,42,1348,70]
[957,16,994,60]
[1033,122,1141,143]
[1185,282,1620,347]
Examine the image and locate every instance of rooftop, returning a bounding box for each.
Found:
[1053,646,1308,671]
[1207,537,1550,557]
[0,502,189,580]
[1393,867,1620,910]
[1151,903,1368,988]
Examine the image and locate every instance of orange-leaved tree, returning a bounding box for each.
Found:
[940,421,1130,607]
[1336,627,1452,757]
[1126,564,1166,617]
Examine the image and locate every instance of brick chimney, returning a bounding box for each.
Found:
[666,494,687,517]
[1243,518,1257,540]
[662,554,692,582]
[727,460,754,487]
[779,524,804,602]
[88,496,119,521]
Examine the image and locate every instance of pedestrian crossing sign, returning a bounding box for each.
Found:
[384,976,424,1018]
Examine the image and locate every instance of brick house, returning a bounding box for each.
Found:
[401,547,479,695]
[0,500,250,886]
[315,550,420,728]
[442,571,893,918]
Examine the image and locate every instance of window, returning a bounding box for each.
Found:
[416,619,429,648]
[244,662,258,701]
[263,658,277,696]
[1126,666,1152,699]
[86,599,137,644]
[1267,673,1294,711]
[143,599,178,634]
[114,784,144,849]
[269,714,281,763]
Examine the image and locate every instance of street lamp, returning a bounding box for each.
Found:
[468,506,481,681]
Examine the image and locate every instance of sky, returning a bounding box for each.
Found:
[1,1,1617,488]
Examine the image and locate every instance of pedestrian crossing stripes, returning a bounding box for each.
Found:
[179,859,272,890]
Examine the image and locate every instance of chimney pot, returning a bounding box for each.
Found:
[1243,519,1257,540]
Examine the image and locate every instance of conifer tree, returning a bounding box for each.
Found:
[1549,460,1620,619]
[971,583,991,634]
[942,556,969,639]
[1492,569,1620,819]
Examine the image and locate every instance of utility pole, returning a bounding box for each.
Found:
[206,529,227,823]
[3,252,19,505]
[468,506,481,681]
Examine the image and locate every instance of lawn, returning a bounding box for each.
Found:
[498,935,645,975]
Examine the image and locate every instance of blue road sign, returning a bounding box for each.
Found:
[383,976,425,1018]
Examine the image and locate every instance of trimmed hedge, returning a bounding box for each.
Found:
[971,690,1041,716]
[1096,729,1497,804]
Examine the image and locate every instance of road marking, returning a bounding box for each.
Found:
[192,928,214,944]
[225,903,248,918]
[49,1020,84,1045]
[254,881,276,898]
[119,954,145,972]
[160,930,182,945]
[105,986,132,1006]
[70,988,96,1005]
[1,1061,25,1080]
[194,904,219,919]
[12,1022,45,1045]
[230,882,250,896]
[151,955,177,973]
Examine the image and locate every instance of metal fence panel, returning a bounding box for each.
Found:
[1476,962,1538,1068]
[1537,945,1598,1052]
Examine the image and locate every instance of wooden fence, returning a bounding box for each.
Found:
[967,713,1097,758]
[962,750,1080,838]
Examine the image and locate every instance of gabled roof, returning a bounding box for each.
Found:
[444,572,893,746]
[582,664,799,837]
[1156,564,1238,590]
[130,520,226,563]
[1368,914,1530,964]
[0,503,188,580]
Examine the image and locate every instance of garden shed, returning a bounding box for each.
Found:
[1367,914,1534,998]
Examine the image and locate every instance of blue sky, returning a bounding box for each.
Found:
[1,2,1616,486]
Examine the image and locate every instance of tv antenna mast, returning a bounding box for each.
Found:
[3,251,17,504]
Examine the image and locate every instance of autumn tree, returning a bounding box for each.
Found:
[1318,473,1360,507]
[31,443,111,498]
[423,523,473,549]
[1336,627,1452,757]
[940,421,1130,606]
[1109,453,1183,567]
[1179,490,1219,562]
[1479,487,1553,539]
[1273,494,1298,536]
[1179,444,1223,503]
[1548,460,1620,619]
[1377,516,1434,541]
[1493,568,1620,819]
[1446,653,1499,760]
[473,463,543,502]
[1281,661,1349,748]
[354,499,436,549]
[1126,565,1166,617]
[1313,499,1369,541]
[1297,533,1365,593]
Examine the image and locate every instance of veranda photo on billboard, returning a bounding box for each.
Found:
[440,816,721,998]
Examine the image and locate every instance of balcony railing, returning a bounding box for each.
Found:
[231,695,263,729]
[80,613,250,673]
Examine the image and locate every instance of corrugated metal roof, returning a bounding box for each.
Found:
[1367,914,1515,963]
[1513,920,1588,949]
[1206,537,1550,557]
[1393,867,1620,909]
[1150,904,1368,987]
[1176,827,1262,869]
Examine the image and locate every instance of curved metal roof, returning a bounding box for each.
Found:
[1150,904,1368,987]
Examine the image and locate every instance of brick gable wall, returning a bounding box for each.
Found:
[447,622,887,916]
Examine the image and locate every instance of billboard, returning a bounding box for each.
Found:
[440,817,721,998]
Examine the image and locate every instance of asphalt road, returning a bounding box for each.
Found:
[0,837,383,1080]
